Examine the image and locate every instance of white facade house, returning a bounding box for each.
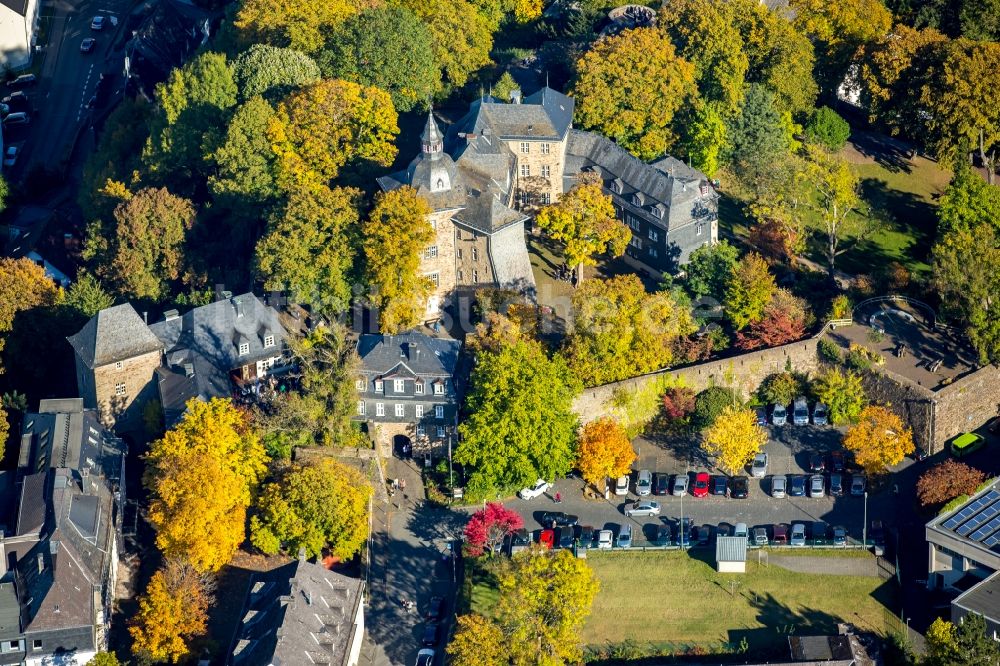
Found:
[0,0,39,69]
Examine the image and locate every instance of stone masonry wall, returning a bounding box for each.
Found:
[572,338,821,425]
[933,364,1000,451]
[861,370,935,453]
[92,349,162,429]
[508,137,567,203]
[420,209,458,320]
[454,227,492,288]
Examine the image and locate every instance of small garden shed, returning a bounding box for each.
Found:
[716,536,747,573]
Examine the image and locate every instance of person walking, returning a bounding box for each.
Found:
[554,491,562,504]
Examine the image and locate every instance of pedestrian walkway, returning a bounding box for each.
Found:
[769,554,878,577]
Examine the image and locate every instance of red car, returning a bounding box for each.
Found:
[538,529,555,549]
[692,472,710,498]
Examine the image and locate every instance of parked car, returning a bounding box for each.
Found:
[832,525,847,547]
[753,526,769,546]
[625,500,661,517]
[655,523,672,546]
[2,146,17,168]
[793,396,809,425]
[772,403,787,426]
[829,451,845,473]
[829,473,844,496]
[734,522,749,538]
[617,524,632,548]
[676,518,693,547]
[751,453,768,478]
[422,623,441,647]
[755,407,768,426]
[9,73,36,87]
[91,15,105,29]
[850,474,866,496]
[711,475,728,496]
[518,479,550,500]
[426,595,446,621]
[576,525,594,548]
[790,522,807,546]
[771,474,787,498]
[730,476,750,499]
[812,403,828,425]
[809,453,826,473]
[415,649,435,666]
[2,91,27,108]
[80,37,96,53]
[950,432,986,458]
[539,512,578,528]
[772,523,788,545]
[597,529,613,549]
[615,475,630,496]
[716,523,732,538]
[654,472,670,495]
[636,469,652,496]
[812,521,829,545]
[672,473,689,496]
[789,475,806,497]
[692,472,710,498]
[3,112,29,126]
[870,520,885,556]
[809,474,825,498]
[558,525,576,549]
[695,524,711,546]
[539,529,555,549]
[508,529,530,555]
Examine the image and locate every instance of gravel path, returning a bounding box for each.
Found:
[768,554,879,577]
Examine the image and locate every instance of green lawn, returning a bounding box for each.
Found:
[582,550,898,656]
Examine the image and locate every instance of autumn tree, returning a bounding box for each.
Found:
[448,614,508,666]
[234,0,375,53]
[256,185,360,313]
[724,251,776,330]
[576,418,636,491]
[467,311,535,354]
[0,257,59,370]
[702,405,767,475]
[464,502,525,557]
[534,182,630,284]
[456,339,581,498]
[129,559,213,664]
[251,457,371,559]
[917,460,987,508]
[572,28,698,160]
[492,71,520,103]
[813,367,866,425]
[269,79,398,192]
[401,0,493,91]
[230,44,321,101]
[926,617,960,666]
[146,398,268,572]
[757,372,806,407]
[924,613,1000,666]
[736,288,812,350]
[86,653,122,666]
[662,386,697,424]
[362,187,435,334]
[0,406,8,462]
[843,405,914,474]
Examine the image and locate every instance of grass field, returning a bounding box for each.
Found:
[581,550,897,656]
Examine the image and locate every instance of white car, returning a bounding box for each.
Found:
[734,522,749,538]
[415,648,435,666]
[750,453,768,478]
[614,475,629,496]
[790,522,807,546]
[771,474,786,498]
[772,403,787,426]
[793,396,809,425]
[671,474,689,496]
[597,529,613,549]
[624,500,661,517]
[636,469,652,496]
[812,403,828,425]
[518,479,550,500]
[91,15,105,30]
[809,474,825,498]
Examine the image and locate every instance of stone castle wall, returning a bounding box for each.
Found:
[933,364,1000,451]
[90,349,162,429]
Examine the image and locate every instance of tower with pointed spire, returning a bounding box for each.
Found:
[421,109,444,156]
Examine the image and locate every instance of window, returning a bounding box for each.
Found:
[114,382,126,397]
[264,335,275,348]
[416,425,425,437]
[357,401,366,416]
[415,381,424,394]
[393,379,405,393]
[239,342,250,355]
[425,246,438,259]
[472,247,478,262]
[31,640,40,650]
[376,403,385,417]
[430,219,437,230]
[652,206,663,219]
[456,248,462,260]
[520,164,530,178]
[627,215,640,231]
[697,222,704,236]
[115,361,123,370]
[428,273,440,287]
[473,270,479,283]
[520,142,530,153]
[629,236,642,249]
[435,405,444,419]
[457,269,463,281]
[374,380,384,392]
[416,404,424,418]
[648,247,658,258]
[437,426,446,438]
[541,143,550,154]
[541,193,550,204]
[541,165,550,179]
[395,404,405,417]
[356,379,366,392]
[648,229,658,242]
[434,381,445,395]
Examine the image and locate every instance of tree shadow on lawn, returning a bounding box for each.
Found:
[858,178,937,264]
[848,131,915,175]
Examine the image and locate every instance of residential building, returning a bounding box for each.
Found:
[0,0,40,69]
[2,398,125,665]
[68,293,290,429]
[952,571,1000,640]
[354,332,461,457]
[227,551,365,666]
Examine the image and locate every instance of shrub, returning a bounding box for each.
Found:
[917,460,987,508]
[693,386,743,429]
[758,372,806,406]
[805,106,851,151]
[846,345,873,371]
[828,294,852,321]
[818,338,842,364]
[812,367,866,424]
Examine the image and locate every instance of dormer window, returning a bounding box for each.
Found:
[263,334,274,348]
[632,193,643,206]
[434,381,445,396]
[239,342,250,356]
[393,379,405,393]
[415,382,424,394]
[610,180,621,194]
[653,205,663,219]
[356,379,366,392]
[374,380,384,392]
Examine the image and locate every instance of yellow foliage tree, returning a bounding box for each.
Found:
[129,559,212,663]
[0,257,60,371]
[447,614,508,666]
[843,405,914,474]
[577,418,636,491]
[145,398,268,572]
[702,405,766,475]
[234,0,376,53]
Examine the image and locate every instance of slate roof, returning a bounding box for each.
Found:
[357,333,460,378]
[67,303,164,369]
[0,0,29,18]
[451,88,574,141]
[227,557,364,666]
[487,220,537,296]
[953,571,1000,623]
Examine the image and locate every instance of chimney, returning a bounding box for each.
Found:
[163,309,180,322]
[510,89,521,104]
[143,311,148,324]
[183,363,195,378]
[49,541,59,575]
[233,297,246,318]
[298,547,307,563]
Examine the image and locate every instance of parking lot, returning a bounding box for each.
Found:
[505,424,884,548]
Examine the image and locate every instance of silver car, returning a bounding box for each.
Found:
[812,402,828,425]
[751,453,768,478]
[617,524,632,548]
[809,474,825,498]
[771,474,787,498]
[625,500,661,517]
[791,522,807,546]
[772,403,787,426]
[636,469,652,496]
[672,474,689,496]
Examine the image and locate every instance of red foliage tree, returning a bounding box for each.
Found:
[917,460,987,508]
[662,386,696,421]
[463,502,524,557]
[736,289,811,351]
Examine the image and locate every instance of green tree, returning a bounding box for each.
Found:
[694,386,742,429]
[564,275,696,386]
[680,103,727,178]
[269,79,399,192]
[813,367,866,425]
[251,457,372,558]
[64,272,114,317]
[234,0,374,53]
[724,84,789,184]
[85,653,121,666]
[658,0,749,112]
[724,251,776,330]
[79,98,151,221]
[959,0,1000,40]
[954,612,1000,666]
[572,27,698,160]
[256,185,359,313]
[937,163,1000,235]
[402,0,494,90]
[492,71,520,103]
[208,96,279,207]
[758,372,806,406]
[362,187,434,334]
[230,44,321,101]
[684,239,739,300]
[318,7,438,112]
[534,181,630,284]
[806,106,852,151]
[455,339,582,497]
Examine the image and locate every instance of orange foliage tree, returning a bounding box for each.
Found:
[576,418,636,490]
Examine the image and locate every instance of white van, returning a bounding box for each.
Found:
[792,396,809,425]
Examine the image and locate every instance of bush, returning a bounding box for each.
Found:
[818,338,842,364]
[693,386,743,429]
[805,106,851,151]
[917,460,987,508]
[828,294,852,321]
[758,372,806,406]
[846,346,872,371]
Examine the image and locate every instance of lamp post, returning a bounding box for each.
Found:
[863,490,868,548]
